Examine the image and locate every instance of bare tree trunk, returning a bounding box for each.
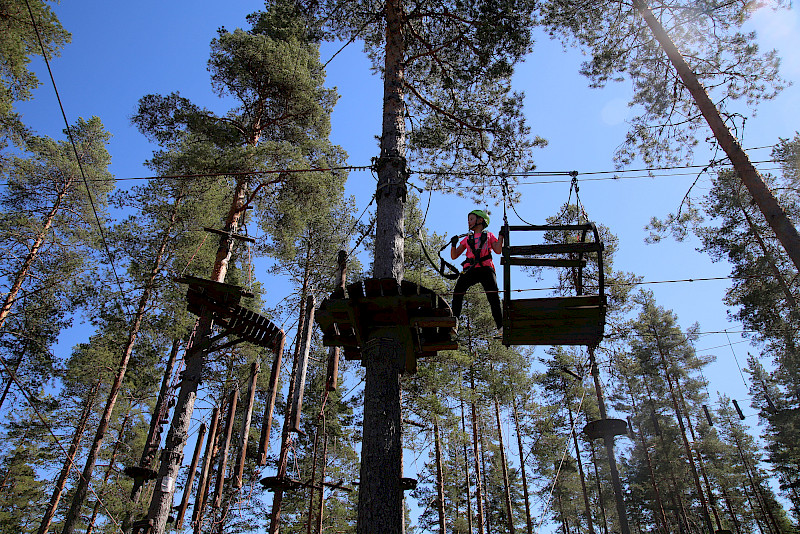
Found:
[65,200,181,534]
[0,181,70,331]
[233,361,260,488]
[460,399,474,534]
[633,0,800,271]
[568,405,595,534]
[674,380,724,531]
[269,288,313,534]
[357,0,408,529]
[37,379,100,534]
[192,407,221,533]
[316,435,328,534]
[627,391,669,534]
[512,398,532,534]
[147,179,249,534]
[469,367,486,534]
[434,418,447,534]
[131,339,182,504]
[493,396,515,534]
[86,412,132,534]
[652,331,715,534]
[212,388,239,510]
[176,422,207,530]
[588,441,609,534]
[588,348,631,534]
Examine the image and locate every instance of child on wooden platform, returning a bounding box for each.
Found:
[450,209,504,332]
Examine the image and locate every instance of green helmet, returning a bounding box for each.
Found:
[469,209,490,228]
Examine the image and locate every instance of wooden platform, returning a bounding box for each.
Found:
[503,294,606,346]
[178,275,284,352]
[315,278,457,374]
[501,222,607,347]
[583,418,628,440]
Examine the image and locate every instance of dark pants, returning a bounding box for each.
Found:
[452,266,503,328]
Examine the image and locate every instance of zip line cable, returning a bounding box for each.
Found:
[23,0,132,321]
[26,154,786,186]
[724,329,750,390]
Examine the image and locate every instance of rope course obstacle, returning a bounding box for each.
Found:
[500,222,607,347]
[315,278,458,375]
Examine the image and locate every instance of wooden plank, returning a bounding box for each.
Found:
[364,278,382,298]
[401,280,421,296]
[343,348,361,361]
[410,317,457,328]
[504,308,605,323]
[501,257,586,268]
[505,332,603,346]
[505,224,593,232]
[347,281,365,299]
[506,242,602,256]
[380,278,400,296]
[507,295,604,310]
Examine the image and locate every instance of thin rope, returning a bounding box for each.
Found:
[724,329,750,389]
[0,355,123,532]
[535,384,589,533]
[23,0,131,320]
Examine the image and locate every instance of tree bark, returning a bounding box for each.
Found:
[0,179,71,331]
[192,407,220,532]
[588,348,631,534]
[147,178,249,534]
[434,418,447,534]
[86,412,132,534]
[633,0,800,272]
[131,338,181,503]
[652,332,715,534]
[470,367,486,534]
[512,398,533,534]
[269,289,314,534]
[493,396,515,534]
[568,404,595,534]
[357,0,408,530]
[176,422,207,530]
[37,379,100,534]
[460,399,474,534]
[233,361,260,488]
[212,388,239,510]
[64,200,180,534]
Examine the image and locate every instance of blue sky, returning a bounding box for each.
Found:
[14,0,800,530]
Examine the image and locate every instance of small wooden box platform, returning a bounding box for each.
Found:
[315,278,457,374]
[503,294,606,346]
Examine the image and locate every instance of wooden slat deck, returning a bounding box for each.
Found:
[315,278,457,374]
[180,278,284,352]
[503,295,606,347]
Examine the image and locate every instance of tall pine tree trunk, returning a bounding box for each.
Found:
[588,348,631,534]
[493,396,515,534]
[269,283,313,534]
[470,367,486,534]
[568,404,595,534]
[434,418,447,534]
[131,338,181,505]
[512,398,533,534]
[0,179,71,331]
[358,0,407,530]
[460,399,474,534]
[633,0,800,271]
[86,412,131,534]
[147,179,249,534]
[64,201,180,534]
[626,389,669,534]
[37,379,100,534]
[653,339,715,534]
